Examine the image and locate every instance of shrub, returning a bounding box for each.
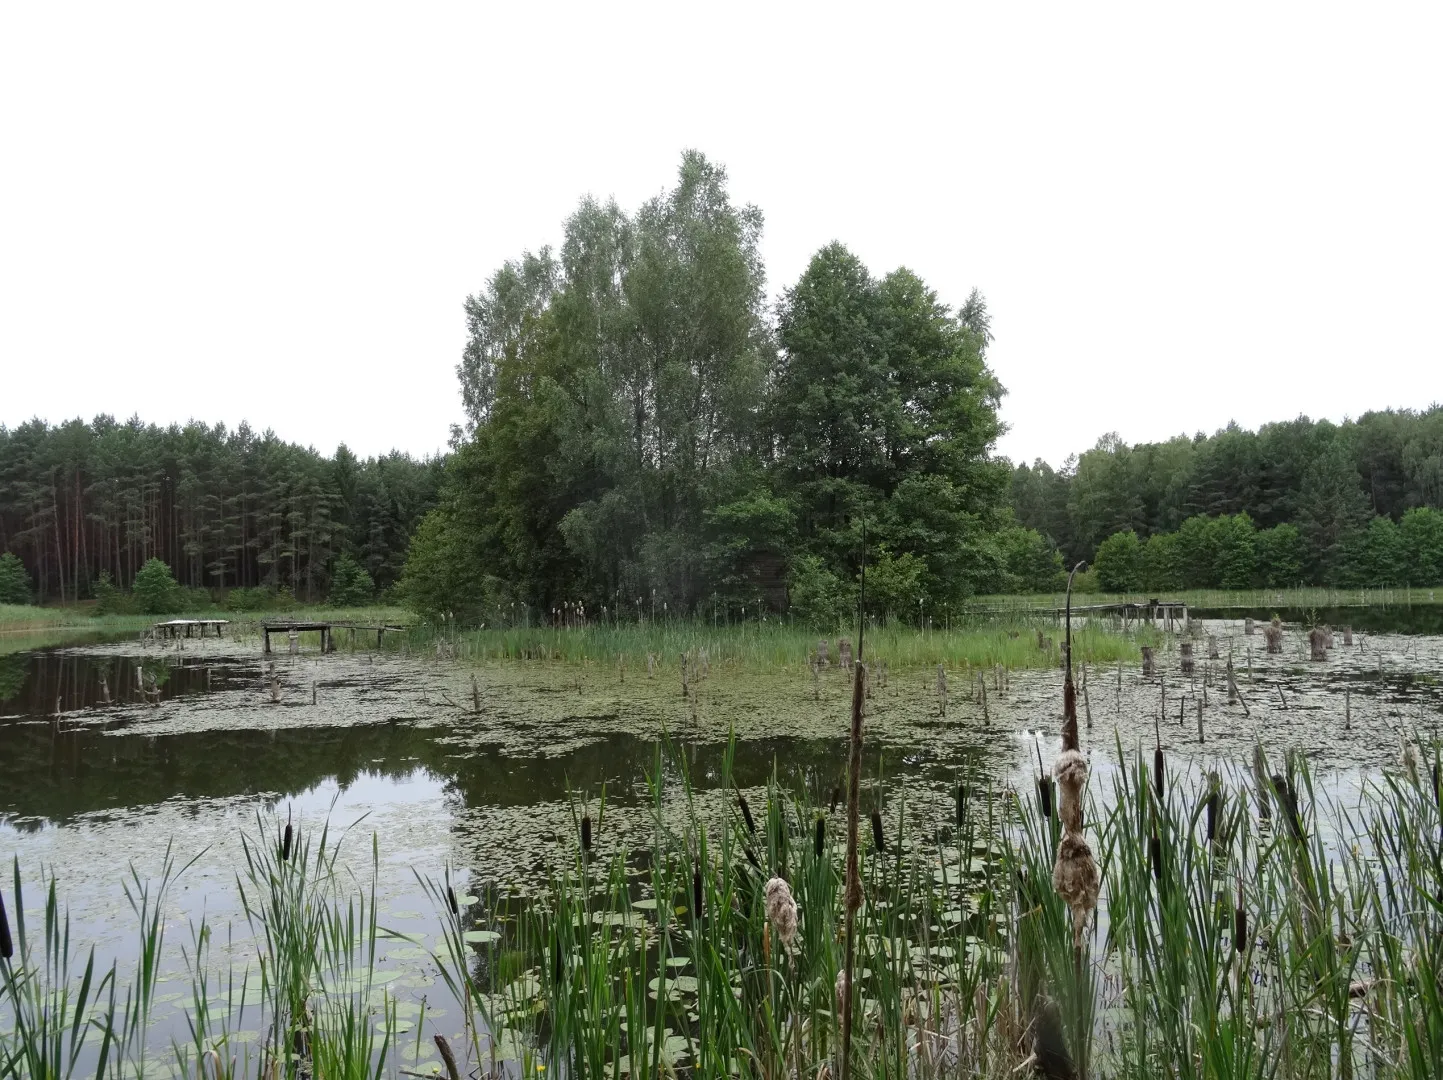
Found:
[787,555,855,629]
[91,570,137,615]
[1093,530,1142,592]
[0,552,32,605]
[328,554,375,608]
[132,558,182,614]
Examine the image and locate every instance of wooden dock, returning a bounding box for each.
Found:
[261,620,409,654]
[152,619,228,639]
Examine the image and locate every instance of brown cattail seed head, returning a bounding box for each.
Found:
[1053,750,1088,834]
[692,869,703,914]
[871,808,886,854]
[1234,897,1248,954]
[1052,832,1100,918]
[814,816,825,858]
[829,786,841,814]
[956,783,967,829]
[1150,832,1162,881]
[1206,791,1219,843]
[580,814,592,852]
[764,877,798,947]
[1037,777,1054,819]
[282,822,293,863]
[1154,747,1165,800]
[446,886,459,916]
[739,795,756,835]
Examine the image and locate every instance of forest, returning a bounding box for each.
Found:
[1012,409,1443,589]
[0,416,440,605]
[5,153,1441,618]
[399,151,1058,624]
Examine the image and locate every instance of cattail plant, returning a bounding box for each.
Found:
[0,884,11,960]
[580,813,592,852]
[738,794,756,835]
[1052,563,1100,960]
[871,808,886,854]
[764,877,798,949]
[814,816,825,858]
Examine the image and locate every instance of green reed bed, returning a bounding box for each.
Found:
[0,818,398,1080]
[6,740,1443,1078]
[429,737,1443,1080]
[398,618,1139,674]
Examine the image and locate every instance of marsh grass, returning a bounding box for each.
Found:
[0,815,397,1080]
[7,740,1443,1078]
[396,619,1139,674]
[417,738,1443,1080]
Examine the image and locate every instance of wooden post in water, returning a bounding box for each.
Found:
[1180,642,1194,676]
[1245,617,1255,636]
[1142,646,1156,677]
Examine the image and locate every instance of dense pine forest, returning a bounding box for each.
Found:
[1012,408,1443,590]
[0,417,440,605]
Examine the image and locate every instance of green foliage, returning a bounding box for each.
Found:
[991,525,1065,592]
[1256,523,1306,587]
[0,552,30,605]
[416,153,1008,623]
[1213,513,1258,589]
[1342,515,1408,586]
[226,586,281,612]
[862,548,927,623]
[132,558,181,614]
[785,555,854,629]
[90,569,137,615]
[327,554,374,608]
[398,506,490,619]
[1141,532,1182,591]
[1401,507,1443,585]
[0,417,440,604]
[1093,529,1143,591]
[1013,407,1443,584]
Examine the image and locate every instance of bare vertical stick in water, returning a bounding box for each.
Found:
[1081,662,1093,728]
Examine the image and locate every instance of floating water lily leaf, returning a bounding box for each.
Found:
[463,929,501,945]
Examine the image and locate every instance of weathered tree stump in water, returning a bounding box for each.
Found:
[1264,618,1284,655]
[817,639,830,668]
[1244,617,1255,636]
[1142,646,1156,676]
[1208,635,1220,660]
[1180,642,1195,676]
[1343,626,1353,647]
[1308,627,1328,662]
[838,639,853,672]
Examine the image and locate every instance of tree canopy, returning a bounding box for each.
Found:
[1014,409,1443,587]
[406,152,1042,624]
[0,416,440,604]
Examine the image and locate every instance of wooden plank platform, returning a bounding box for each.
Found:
[153,619,228,639]
[260,620,409,654]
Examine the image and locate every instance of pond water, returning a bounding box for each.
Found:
[2,615,1442,1065]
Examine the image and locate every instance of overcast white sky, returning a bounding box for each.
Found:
[2,3,1439,467]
